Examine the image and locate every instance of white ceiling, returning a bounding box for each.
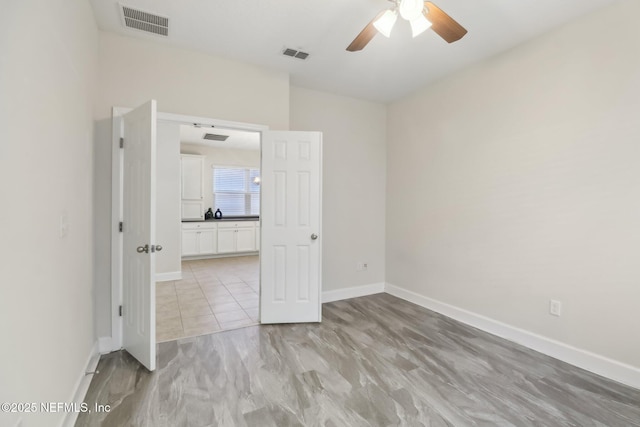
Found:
[89,0,617,103]
[180,125,260,150]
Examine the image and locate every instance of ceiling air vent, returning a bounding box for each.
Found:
[121,4,169,36]
[282,48,310,60]
[203,133,229,142]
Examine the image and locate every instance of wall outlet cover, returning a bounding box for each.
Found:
[356,262,368,271]
[549,299,562,317]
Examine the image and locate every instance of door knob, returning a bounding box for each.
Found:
[311,233,318,240]
[155,245,163,252]
[137,245,149,253]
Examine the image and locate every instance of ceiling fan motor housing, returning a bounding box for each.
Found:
[399,0,425,20]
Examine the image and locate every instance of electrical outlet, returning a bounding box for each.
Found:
[549,300,562,317]
[356,262,368,272]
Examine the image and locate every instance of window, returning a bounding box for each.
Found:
[213,167,260,216]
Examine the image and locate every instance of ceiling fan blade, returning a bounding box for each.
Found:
[346,10,386,52]
[424,2,467,43]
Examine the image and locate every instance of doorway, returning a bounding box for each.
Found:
[110,104,323,370]
[157,124,262,342]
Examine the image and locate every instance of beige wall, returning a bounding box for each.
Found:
[290,87,387,291]
[156,122,182,276]
[93,32,291,338]
[386,0,640,368]
[0,0,98,426]
[95,32,290,128]
[180,143,260,214]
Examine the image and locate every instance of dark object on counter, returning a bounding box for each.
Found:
[204,208,214,220]
[214,209,223,219]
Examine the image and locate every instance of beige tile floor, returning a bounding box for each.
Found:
[156,256,259,342]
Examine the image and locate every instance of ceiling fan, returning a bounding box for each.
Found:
[347,0,467,51]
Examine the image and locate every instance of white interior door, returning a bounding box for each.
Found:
[122,100,157,371]
[260,131,322,323]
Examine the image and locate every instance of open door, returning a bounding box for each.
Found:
[121,100,157,371]
[260,131,323,323]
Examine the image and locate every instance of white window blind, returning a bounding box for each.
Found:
[213,167,260,216]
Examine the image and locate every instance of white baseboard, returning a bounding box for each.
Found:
[322,282,385,303]
[61,341,101,427]
[385,283,640,390]
[155,271,182,282]
[182,252,258,261]
[98,336,113,354]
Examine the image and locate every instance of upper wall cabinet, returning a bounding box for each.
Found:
[181,154,204,219]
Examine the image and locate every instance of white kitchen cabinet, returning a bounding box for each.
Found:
[181,155,204,199]
[181,230,199,256]
[216,228,237,253]
[236,227,255,252]
[182,221,259,258]
[181,154,204,220]
[199,229,217,254]
[181,222,217,256]
[181,201,204,220]
[216,221,258,253]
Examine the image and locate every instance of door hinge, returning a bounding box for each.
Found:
[119,222,123,232]
[119,137,124,149]
[119,305,123,317]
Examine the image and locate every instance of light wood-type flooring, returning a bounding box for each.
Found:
[78,293,640,426]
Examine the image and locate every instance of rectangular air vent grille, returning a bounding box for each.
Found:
[122,5,169,36]
[282,48,310,60]
[204,133,229,141]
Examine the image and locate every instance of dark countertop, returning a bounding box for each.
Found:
[182,216,259,223]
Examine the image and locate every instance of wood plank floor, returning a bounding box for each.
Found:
[77,294,640,426]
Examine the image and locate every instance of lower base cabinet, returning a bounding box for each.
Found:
[217,228,236,254]
[236,227,256,252]
[182,221,260,257]
[217,222,257,253]
[181,223,217,256]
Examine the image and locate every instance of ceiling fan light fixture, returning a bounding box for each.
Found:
[373,9,398,38]
[399,0,424,21]
[409,14,432,37]
[346,1,467,52]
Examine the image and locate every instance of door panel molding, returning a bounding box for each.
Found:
[261,131,323,324]
[121,100,157,371]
